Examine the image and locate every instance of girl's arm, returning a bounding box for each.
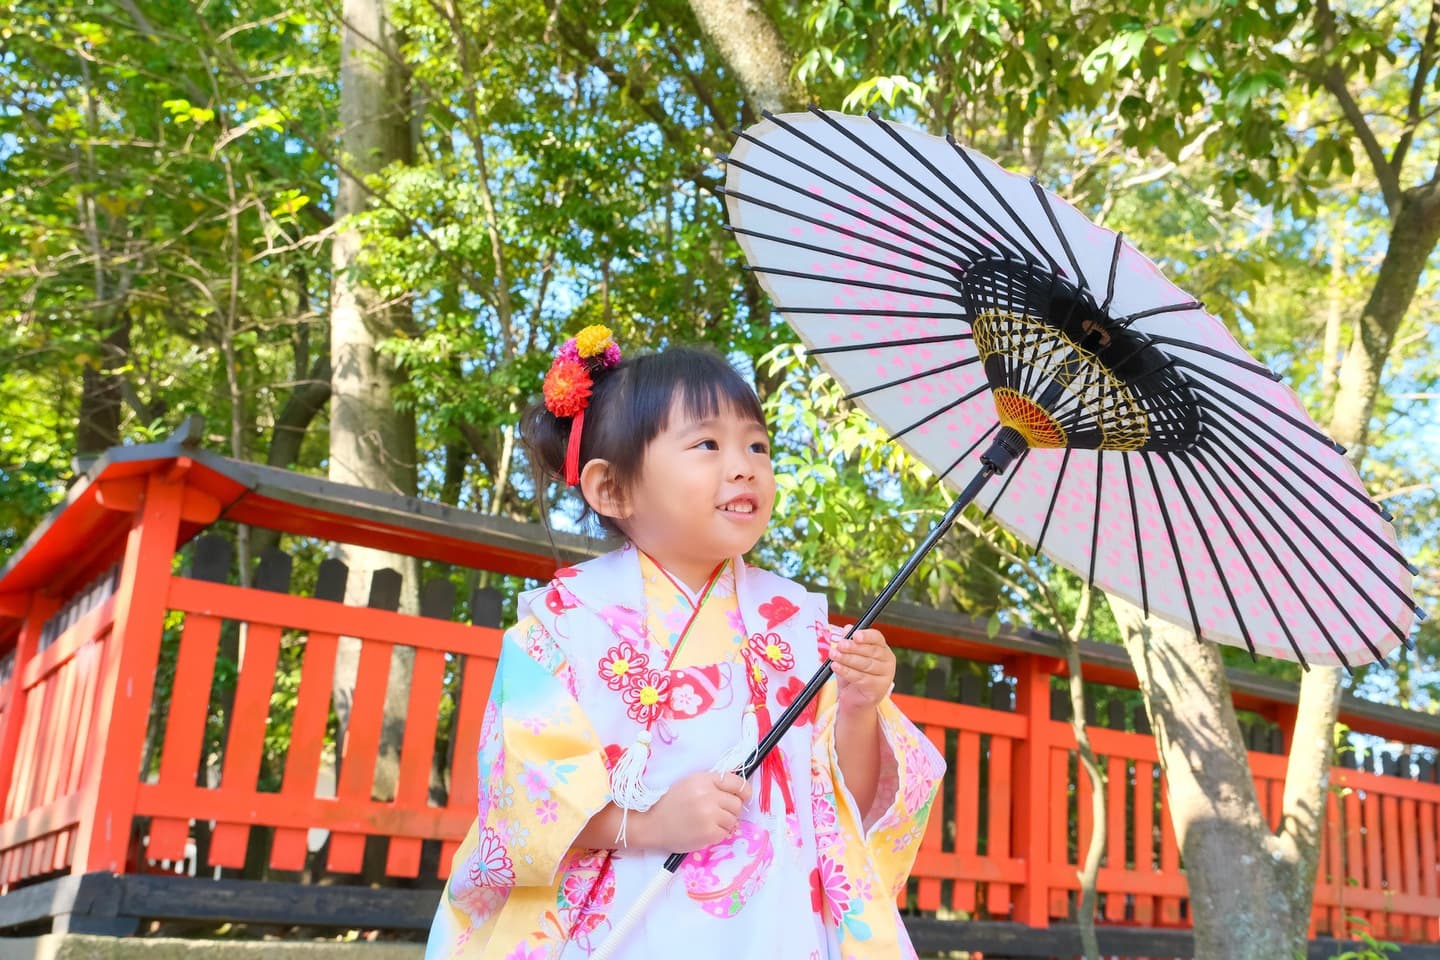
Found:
[835,704,884,813]
[830,627,897,814]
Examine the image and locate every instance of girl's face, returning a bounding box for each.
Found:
[614,395,775,591]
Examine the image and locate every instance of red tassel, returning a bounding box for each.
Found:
[755,705,796,816]
[563,408,586,486]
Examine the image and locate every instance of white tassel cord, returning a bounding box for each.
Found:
[709,704,758,775]
[610,732,664,847]
[588,868,675,960]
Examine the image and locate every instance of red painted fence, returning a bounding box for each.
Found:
[0,450,1436,946]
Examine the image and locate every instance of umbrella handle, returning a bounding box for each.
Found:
[589,868,674,960]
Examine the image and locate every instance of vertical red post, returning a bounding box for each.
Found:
[73,469,186,874]
[0,593,59,818]
[1010,654,1059,927]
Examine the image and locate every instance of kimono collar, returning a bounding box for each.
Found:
[542,542,815,649]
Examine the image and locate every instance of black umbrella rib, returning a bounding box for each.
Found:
[745,116,988,260]
[733,228,960,290]
[1100,232,1124,312]
[1198,418,1417,615]
[1195,439,1397,659]
[864,111,1046,271]
[1086,451,1104,589]
[745,265,966,303]
[1175,361,1346,452]
[1190,383,1387,520]
[1121,454,1150,617]
[801,109,1012,262]
[1142,335,1280,381]
[1138,454,1204,639]
[981,449,1031,521]
[1032,446,1074,560]
[888,381,991,442]
[722,171,974,265]
[783,307,972,319]
[1158,451,1259,659]
[842,355,983,401]
[807,332,974,357]
[726,220,962,281]
[1194,396,1412,569]
[1188,442,1367,667]
[934,422,1001,484]
[1116,301,1204,327]
[1031,180,1087,290]
[944,136,1065,275]
[1180,451,1314,668]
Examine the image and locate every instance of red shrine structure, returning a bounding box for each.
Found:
[1,424,1437,957]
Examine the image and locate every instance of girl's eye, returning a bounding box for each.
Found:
[749,441,770,454]
[696,439,719,450]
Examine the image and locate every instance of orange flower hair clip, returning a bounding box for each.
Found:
[543,324,622,486]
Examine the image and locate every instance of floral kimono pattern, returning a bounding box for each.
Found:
[427,543,945,960]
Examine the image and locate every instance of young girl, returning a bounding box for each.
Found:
[428,328,945,960]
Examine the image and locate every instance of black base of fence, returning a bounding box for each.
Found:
[905,917,1440,959]
[0,873,436,936]
[4,875,1439,959]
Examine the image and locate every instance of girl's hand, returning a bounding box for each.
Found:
[830,626,896,715]
[641,770,751,852]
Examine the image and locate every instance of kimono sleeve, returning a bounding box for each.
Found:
[813,678,946,898]
[444,617,611,918]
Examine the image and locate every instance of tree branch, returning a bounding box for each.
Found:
[1314,0,1402,211]
[1394,0,1440,183]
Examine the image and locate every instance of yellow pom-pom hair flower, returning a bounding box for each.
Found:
[574,324,614,359]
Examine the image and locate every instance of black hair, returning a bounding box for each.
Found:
[521,345,767,535]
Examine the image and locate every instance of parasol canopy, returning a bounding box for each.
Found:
[722,109,1422,670]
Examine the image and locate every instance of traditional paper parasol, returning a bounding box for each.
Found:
[591,109,1422,957]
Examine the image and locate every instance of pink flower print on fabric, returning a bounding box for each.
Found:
[448,879,507,926]
[812,791,839,837]
[519,762,551,802]
[468,826,515,888]
[535,799,558,824]
[597,641,649,692]
[678,820,775,918]
[620,668,671,724]
[557,852,617,945]
[748,631,794,670]
[598,604,646,647]
[809,853,853,927]
[902,740,940,813]
[502,943,547,960]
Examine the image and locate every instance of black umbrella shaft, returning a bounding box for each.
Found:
[662,451,1006,873]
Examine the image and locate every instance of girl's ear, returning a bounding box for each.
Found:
[579,459,630,521]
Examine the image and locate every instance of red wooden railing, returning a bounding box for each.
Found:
[0,451,1437,946]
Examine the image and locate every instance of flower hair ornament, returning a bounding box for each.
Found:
[542,324,623,486]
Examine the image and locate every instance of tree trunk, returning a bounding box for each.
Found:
[76,312,130,455]
[328,0,417,833]
[1111,604,1315,958]
[684,0,803,115]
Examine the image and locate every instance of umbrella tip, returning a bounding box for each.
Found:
[1408,560,1419,575]
[1416,607,1428,622]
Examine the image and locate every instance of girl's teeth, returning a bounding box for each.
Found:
[722,503,753,514]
